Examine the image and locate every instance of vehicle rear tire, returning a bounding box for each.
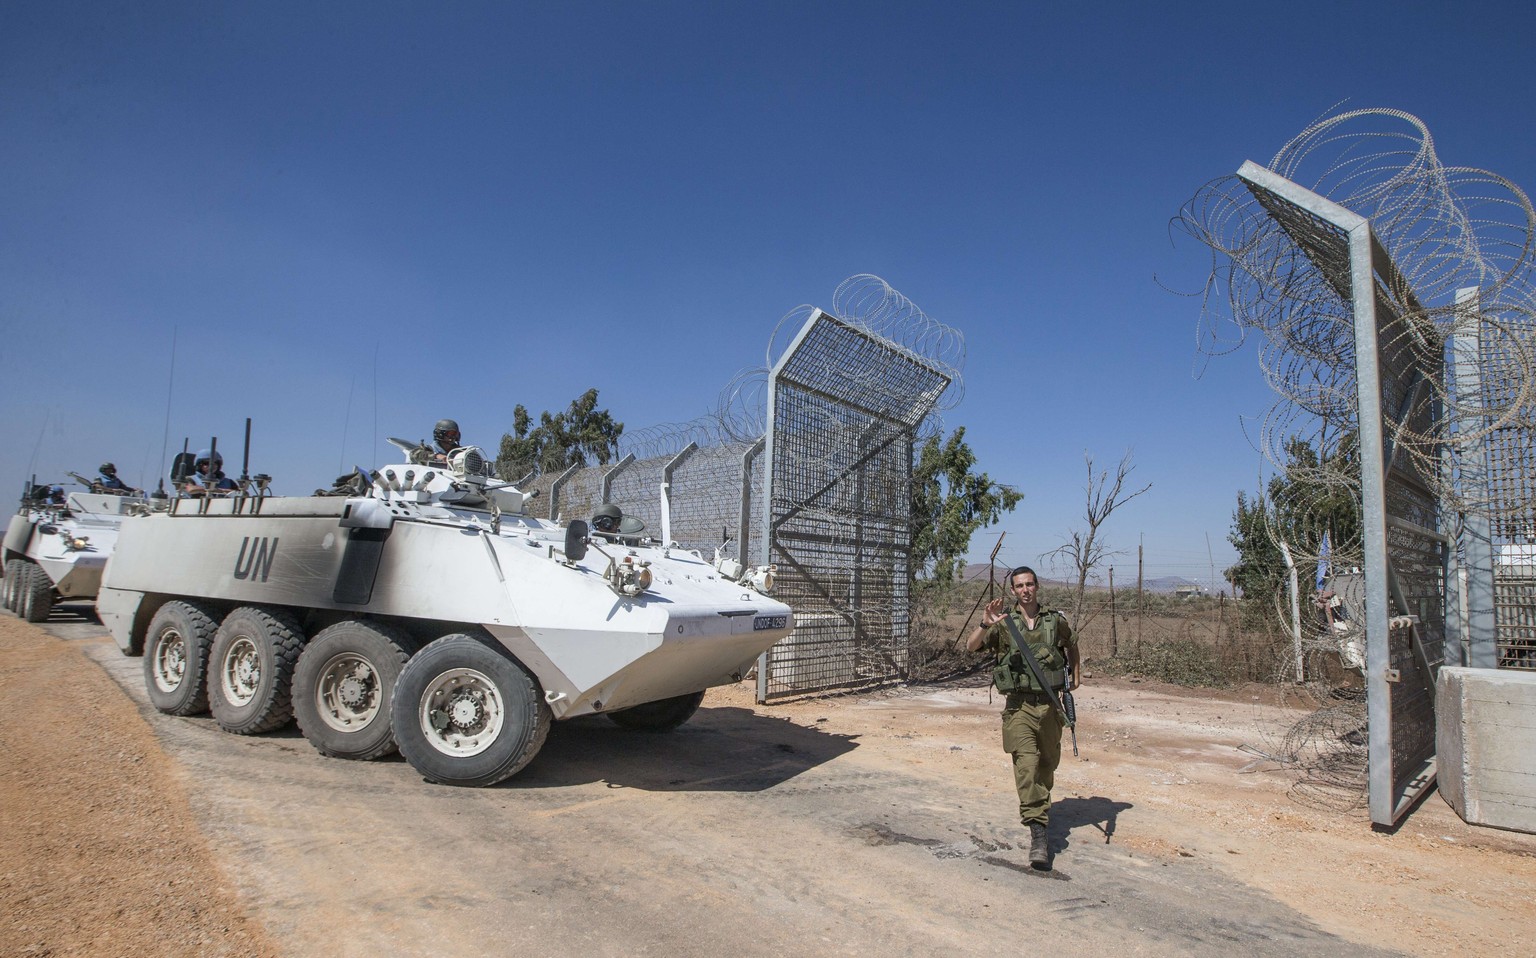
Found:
[21,563,54,623]
[143,601,219,715]
[606,690,706,732]
[293,619,418,760]
[209,606,305,735]
[391,633,550,787]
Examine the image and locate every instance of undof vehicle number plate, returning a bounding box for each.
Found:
[754,614,787,631]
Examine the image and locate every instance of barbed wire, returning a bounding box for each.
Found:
[1176,107,1536,576]
[1173,109,1536,807]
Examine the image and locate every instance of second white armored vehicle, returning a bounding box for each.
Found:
[98,443,792,787]
[3,478,147,622]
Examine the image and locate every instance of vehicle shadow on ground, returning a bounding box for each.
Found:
[507,705,860,792]
[1051,795,1134,854]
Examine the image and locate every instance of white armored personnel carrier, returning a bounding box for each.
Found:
[97,442,792,787]
[3,478,148,622]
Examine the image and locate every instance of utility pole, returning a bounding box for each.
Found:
[956,531,1007,646]
[1136,537,1144,653]
[987,531,1005,602]
[1108,565,1118,657]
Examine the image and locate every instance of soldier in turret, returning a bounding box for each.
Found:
[183,449,238,497]
[96,462,138,493]
[965,565,1081,871]
[430,419,461,465]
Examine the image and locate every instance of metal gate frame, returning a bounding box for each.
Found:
[1238,162,1448,827]
[756,308,951,700]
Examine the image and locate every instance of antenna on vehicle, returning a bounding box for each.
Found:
[240,418,252,487]
[339,373,356,477]
[157,326,178,494]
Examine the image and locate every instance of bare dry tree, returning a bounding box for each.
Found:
[1049,450,1151,632]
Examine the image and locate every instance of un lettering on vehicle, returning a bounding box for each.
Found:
[233,537,279,582]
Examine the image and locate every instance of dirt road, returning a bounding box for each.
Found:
[4,608,1535,957]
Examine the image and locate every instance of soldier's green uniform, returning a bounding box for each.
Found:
[982,608,1075,827]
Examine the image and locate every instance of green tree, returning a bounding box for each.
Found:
[1227,433,1360,602]
[1227,488,1284,600]
[910,427,1023,586]
[496,389,624,480]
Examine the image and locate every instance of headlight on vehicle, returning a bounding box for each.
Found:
[746,565,776,594]
[610,556,652,597]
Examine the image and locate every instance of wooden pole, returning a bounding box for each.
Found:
[1136,540,1144,653]
[1108,565,1118,657]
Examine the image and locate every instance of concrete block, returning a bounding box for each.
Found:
[1437,666,1536,833]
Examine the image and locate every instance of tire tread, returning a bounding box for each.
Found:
[143,600,218,715]
[210,606,305,735]
[294,618,418,761]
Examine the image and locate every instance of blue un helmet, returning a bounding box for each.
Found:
[194,449,224,471]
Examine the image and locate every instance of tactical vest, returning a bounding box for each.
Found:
[991,609,1068,694]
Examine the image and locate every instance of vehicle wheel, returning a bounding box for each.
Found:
[3,559,19,610]
[208,606,305,735]
[143,601,219,715]
[10,560,31,612]
[391,633,550,787]
[293,619,419,760]
[21,563,54,623]
[2,559,19,611]
[606,690,706,732]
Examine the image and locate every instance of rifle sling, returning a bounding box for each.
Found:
[1001,615,1070,725]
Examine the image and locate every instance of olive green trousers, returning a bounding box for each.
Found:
[1001,698,1063,827]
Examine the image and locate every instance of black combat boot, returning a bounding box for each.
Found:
[1029,822,1050,870]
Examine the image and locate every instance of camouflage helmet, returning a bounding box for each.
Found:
[592,502,622,531]
[99,462,117,475]
[433,419,461,448]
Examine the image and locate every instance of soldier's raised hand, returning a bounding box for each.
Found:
[981,596,1006,627]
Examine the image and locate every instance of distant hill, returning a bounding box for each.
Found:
[958,565,1208,595]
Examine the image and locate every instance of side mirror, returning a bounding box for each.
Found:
[565,520,589,562]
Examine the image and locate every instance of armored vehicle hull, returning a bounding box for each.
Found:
[98,457,792,786]
[3,490,144,622]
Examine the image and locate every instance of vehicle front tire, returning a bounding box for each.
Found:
[21,563,54,623]
[606,690,706,732]
[293,619,418,760]
[208,606,305,735]
[2,559,20,611]
[391,633,550,787]
[143,601,219,715]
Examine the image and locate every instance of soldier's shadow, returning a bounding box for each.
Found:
[1050,795,1133,853]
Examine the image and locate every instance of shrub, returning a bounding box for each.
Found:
[1096,638,1228,687]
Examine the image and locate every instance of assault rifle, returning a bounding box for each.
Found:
[1002,617,1079,757]
[1061,661,1079,757]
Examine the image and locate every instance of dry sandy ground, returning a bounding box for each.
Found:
[3,609,1536,957]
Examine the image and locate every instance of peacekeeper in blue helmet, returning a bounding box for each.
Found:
[183,449,238,497]
[96,462,135,493]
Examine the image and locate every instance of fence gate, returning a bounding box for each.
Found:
[756,309,951,700]
[1237,162,1448,827]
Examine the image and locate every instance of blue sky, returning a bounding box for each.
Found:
[3,2,1532,590]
